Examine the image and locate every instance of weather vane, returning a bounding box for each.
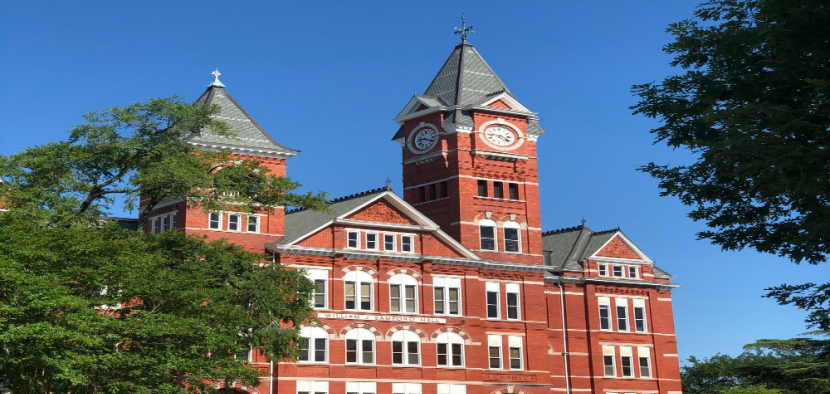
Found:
[209,68,226,88]
[454,12,475,42]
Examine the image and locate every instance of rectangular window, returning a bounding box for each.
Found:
[428,184,437,201]
[440,181,449,198]
[620,346,633,377]
[209,212,221,229]
[493,182,503,199]
[437,384,465,394]
[228,214,240,231]
[159,216,166,232]
[418,186,426,203]
[488,335,502,369]
[633,298,647,332]
[486,282,500,319]
[433,277,461,315]
[617,298,629,331]
[345,281,356,310]
[345,382,376,394]
[306,269,328,309]
[504,227,520,252]
[384,234,396,251]
[366,233,377,250]
[480,224,496,251]
[613,265,623,277]
[598,264,608,276]
[628,266,638,278]
[390,284,416,313]
[603,345,616,377]
[638,346,652,377]
[508,336,523,370]
[347,231,360,249]
[169,213,177,230]
[598,297,611,330]
[477,180,488,197]
[508,183,519,200]
[150,218,157,233]
[401,236,413,253]
[296,380,328,394]
[346,338,374,364]
[506,283,520,320]
[247,216,259,233]
[392,383,422,394]
[360,282,371,310]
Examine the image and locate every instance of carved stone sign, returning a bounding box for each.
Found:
[482,373,537,382]
[317,312,446,324]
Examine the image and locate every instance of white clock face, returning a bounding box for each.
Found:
[413,128,438,150]
[485,126,516,146]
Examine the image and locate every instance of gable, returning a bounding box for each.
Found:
[595,235,641,259]
[488,99,511,109]
[346,199,418,225]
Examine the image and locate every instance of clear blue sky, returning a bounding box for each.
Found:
[2,1,826,363]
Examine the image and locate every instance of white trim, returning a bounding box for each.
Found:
[477,118,525,151]
[479,92,532,113]
[588,231,655,264]
[187,142,296,159]
[407,122,441,154]
[208,212,222,230]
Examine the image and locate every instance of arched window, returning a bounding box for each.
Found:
[479,219,497,251]
[503,221,521,253]
[344,270,373,311]
[298,326,328,363]
[389,274,418,313]
[436,332,465,367]
[345,328,375,364]
[391,330,420,366]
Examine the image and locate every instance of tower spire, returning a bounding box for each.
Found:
[453,12,475,43]
[209,68,226,88]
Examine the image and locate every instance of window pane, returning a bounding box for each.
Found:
[507,293,518,319]
[617,306,628,331]
[247,216,258,232]
[362,340,373,363]
[635,307,646,332]
[408,342,419,364]
[346,339,357,363]
[385,234,395,250]
[493,182,503,199]
[622,357,632,376]
[480,226,495,250]
[392,341,403,364]
[640,357,651,377]
[348,232,358,248]
[509,183,519,200]
[489,346,500,368]
[504,228,520,252]
[434,288,445,314]
[449,288,459,314]
[452,343,463,366]
[486,291,498,318]
[314,338,326,362]
[299,338,309,361]
[604,355,615,376]
[477,180,488,197]
[600,306,610,330]
[437,343,447,365]
[345,281,355,309]
[613,266,623,277]
[314,280,326,308]
[360,283,371,310]
[402,237,412,252]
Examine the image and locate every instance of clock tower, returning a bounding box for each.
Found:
[392,26,545,265]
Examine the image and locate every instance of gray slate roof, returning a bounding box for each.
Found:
[184,85,298,155]
[279,188,388,245]
[542,224,672,278]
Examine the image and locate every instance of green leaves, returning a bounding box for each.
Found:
[0,214,315,393]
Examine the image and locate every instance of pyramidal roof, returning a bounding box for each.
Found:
[184,76,298,156]
[423,41,516,107]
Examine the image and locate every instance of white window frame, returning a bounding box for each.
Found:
[384,234,396,251]
[433,276,462,316]
[598,296,612,331]
[620,346,634,377]
[365,232,378,250]
[616,297,629,332]
[638,346,652,378]
[298,326,328,364]
[436,332,465,368]
[227,213,241,232]
[344,270,373,311]
[485,282,500,319]
[437,384,466,394]
[487,335,502,370]
[159,215,166,232]
[392,383,422,394]
[633,298,648,333]
[345,328,375,365]
[345,381,376,394]
[598,263,608,276]
[389,274,418,314]
[401,235,414,253]
[347,231,360,249]
[628,265,638,278]
[150,217,157,233]
[603,345,616,377]
[247,215,260,233]
[306,269,328,309]
[505,283,521,320]
[613,265,624,277]
[169,213,177,230]
[391,330,421,366]
[479,218,497,251]
[209,212,222,230]
[503,221,521,253]
[508,336,523,370]
[297,380,328,394]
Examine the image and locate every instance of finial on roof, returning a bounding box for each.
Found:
[385,178,393,191]
[581,217,587,226]
[209,68,226,88]
[453,12,475,43]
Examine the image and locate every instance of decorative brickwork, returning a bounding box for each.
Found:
[339,322,384,339]
[386,325,428,341]
[347,199,418,225]
[595,235,641,259]
[430,327,473,344]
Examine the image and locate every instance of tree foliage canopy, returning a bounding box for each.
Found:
[0,212,315,393]
[632,0,830,328]
[681,334,830,394]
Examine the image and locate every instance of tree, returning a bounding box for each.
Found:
[681,334,830,394]
[0,212,316,393]
[0,97,328,228]
[631,0,830,328]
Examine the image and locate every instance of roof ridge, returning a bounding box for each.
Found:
[542,224,584,236]
[286,186,387,214]
[592,227,621,235]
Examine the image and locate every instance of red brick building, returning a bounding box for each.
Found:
[142,35,682,394]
